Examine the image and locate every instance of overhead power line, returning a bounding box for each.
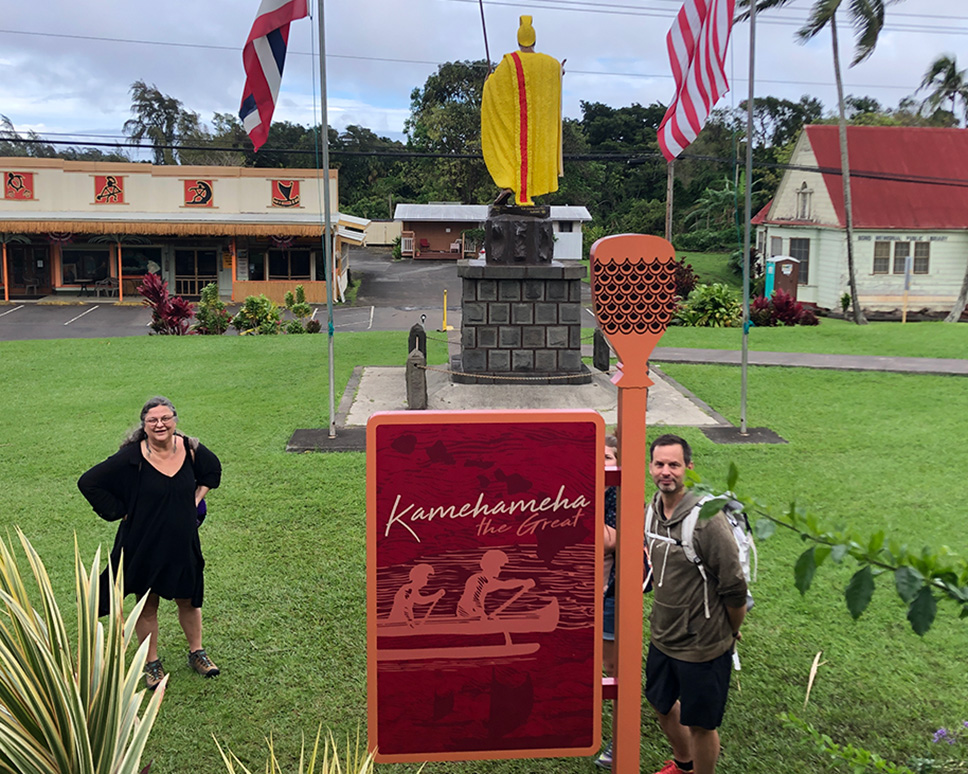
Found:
[8,134,968,190]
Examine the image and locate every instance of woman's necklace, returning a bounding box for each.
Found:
[145,434,176,458]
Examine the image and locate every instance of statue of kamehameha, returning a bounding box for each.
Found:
[481,16,563,207]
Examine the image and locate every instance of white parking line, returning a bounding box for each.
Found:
[64,306,99,325]
[0,305,24,318]
[368,305,374,330]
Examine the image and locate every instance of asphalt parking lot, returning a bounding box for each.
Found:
[0,249,592,341]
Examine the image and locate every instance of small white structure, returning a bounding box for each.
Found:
[394,203,592,260]
[753,125,968,317]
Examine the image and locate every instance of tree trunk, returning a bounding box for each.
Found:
[831,16,868,325]
[944,259,968,322]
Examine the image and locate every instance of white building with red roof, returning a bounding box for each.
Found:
[753,125,968,318]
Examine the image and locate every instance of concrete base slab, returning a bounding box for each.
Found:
[287,426,367,453]
[701,426,787,444]
[344,364,727,428]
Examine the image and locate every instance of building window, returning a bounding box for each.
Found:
[770,236,782,256]
[872,242,890,274]
[914,242,930,274]
[174,249,218,296]
[121,246,162,278]
[268,249,311,280]
[558,221,573,233]
[893,242,909,274]
[61,247,109,284]
[796,181,813,220]
[789,237,809,284]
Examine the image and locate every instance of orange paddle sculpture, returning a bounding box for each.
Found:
[590,233,678,773]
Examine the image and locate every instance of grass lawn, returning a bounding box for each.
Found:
[678,250,740,289]
[2,333,967,773]
[659,318,968,359]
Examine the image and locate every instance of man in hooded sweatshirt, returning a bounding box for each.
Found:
[645,434,748,774]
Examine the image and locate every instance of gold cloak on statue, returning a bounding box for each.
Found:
[481,50,563,206]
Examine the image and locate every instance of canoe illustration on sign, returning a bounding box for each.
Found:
[378,550,559,662]
[377,597,559,661]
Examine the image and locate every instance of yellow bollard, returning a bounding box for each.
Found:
[440,289,454,331]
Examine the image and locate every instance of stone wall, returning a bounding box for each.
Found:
[455,261,589,384]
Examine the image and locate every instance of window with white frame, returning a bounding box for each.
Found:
[789,237,810,284]
[893,242,910,274]
[770,236,782,256]
[796,181,813,220]
[872,242,890,274]
[913,242,930,274]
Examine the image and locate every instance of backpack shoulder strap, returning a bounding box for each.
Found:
[680,495,715,566]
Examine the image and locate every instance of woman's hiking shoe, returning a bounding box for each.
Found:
[594,739,613,769]
[188,648,220,677]
[144,659,165,691]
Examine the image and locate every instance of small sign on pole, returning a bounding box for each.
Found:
[903,254,913,323]
[367,410,603,763]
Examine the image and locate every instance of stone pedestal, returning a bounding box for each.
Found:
[454,260,590,384]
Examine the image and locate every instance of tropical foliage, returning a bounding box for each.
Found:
[691,465,968,636]
[215,727,377,774]
[194,282,231,335]
[674,283,742,327]
[0,531,165,774]
[231,294,282,335]
[137,271,194,335]
[750,289,820,326]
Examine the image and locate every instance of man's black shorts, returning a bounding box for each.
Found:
[645,643,733,730]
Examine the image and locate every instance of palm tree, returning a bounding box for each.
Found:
[918,55,968,126]
[738,0,904,324]
[123,80,185,165]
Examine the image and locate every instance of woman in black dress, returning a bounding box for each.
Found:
[79,396,221,690]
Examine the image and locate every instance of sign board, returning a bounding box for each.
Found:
[367,410,603,763]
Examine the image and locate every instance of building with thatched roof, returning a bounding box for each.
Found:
[1,158,367,304]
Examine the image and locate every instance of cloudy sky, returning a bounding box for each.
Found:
[1,0,966,153]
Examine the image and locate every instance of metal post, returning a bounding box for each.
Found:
[2,242,8,302]
[317,0,337,438]
[664,160,675,243]
[117,242,124,303]
[740,1,756,435]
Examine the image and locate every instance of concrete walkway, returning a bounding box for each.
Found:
[651,347,968,377]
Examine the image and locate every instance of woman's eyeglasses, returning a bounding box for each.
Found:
[145,415,175,425]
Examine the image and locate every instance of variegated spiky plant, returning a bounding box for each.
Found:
[215,727,379,774]
[0,530,165,774]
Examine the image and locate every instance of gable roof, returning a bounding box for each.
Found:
[803,125,968,230]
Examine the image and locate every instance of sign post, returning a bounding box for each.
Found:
[590,233,678,773]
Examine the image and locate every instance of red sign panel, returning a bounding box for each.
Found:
[367,410,603,763]
[94,174,125,204]
[183,179,214,207]
[271,179,300,207]
[4,171,34,200]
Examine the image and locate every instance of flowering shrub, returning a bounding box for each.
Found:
[138,272,194,335]
[232,295,281,335]
[194,282,230,335]
[672,257,700,300]
[909,721,968,773]
[749,289,820,327]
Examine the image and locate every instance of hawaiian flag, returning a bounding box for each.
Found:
[656,0,735,161]
[239,0,309,152]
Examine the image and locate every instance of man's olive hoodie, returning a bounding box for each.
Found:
[647,489,748,663]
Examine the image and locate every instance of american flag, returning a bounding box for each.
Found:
[656,0,735,162]
[239,0,309,152]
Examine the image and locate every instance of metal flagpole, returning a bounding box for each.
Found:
[317,0,337,439]
[740,1,756,436]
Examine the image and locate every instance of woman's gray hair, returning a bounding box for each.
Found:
[121,396,179,448]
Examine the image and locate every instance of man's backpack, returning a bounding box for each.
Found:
[644,494,756,619]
